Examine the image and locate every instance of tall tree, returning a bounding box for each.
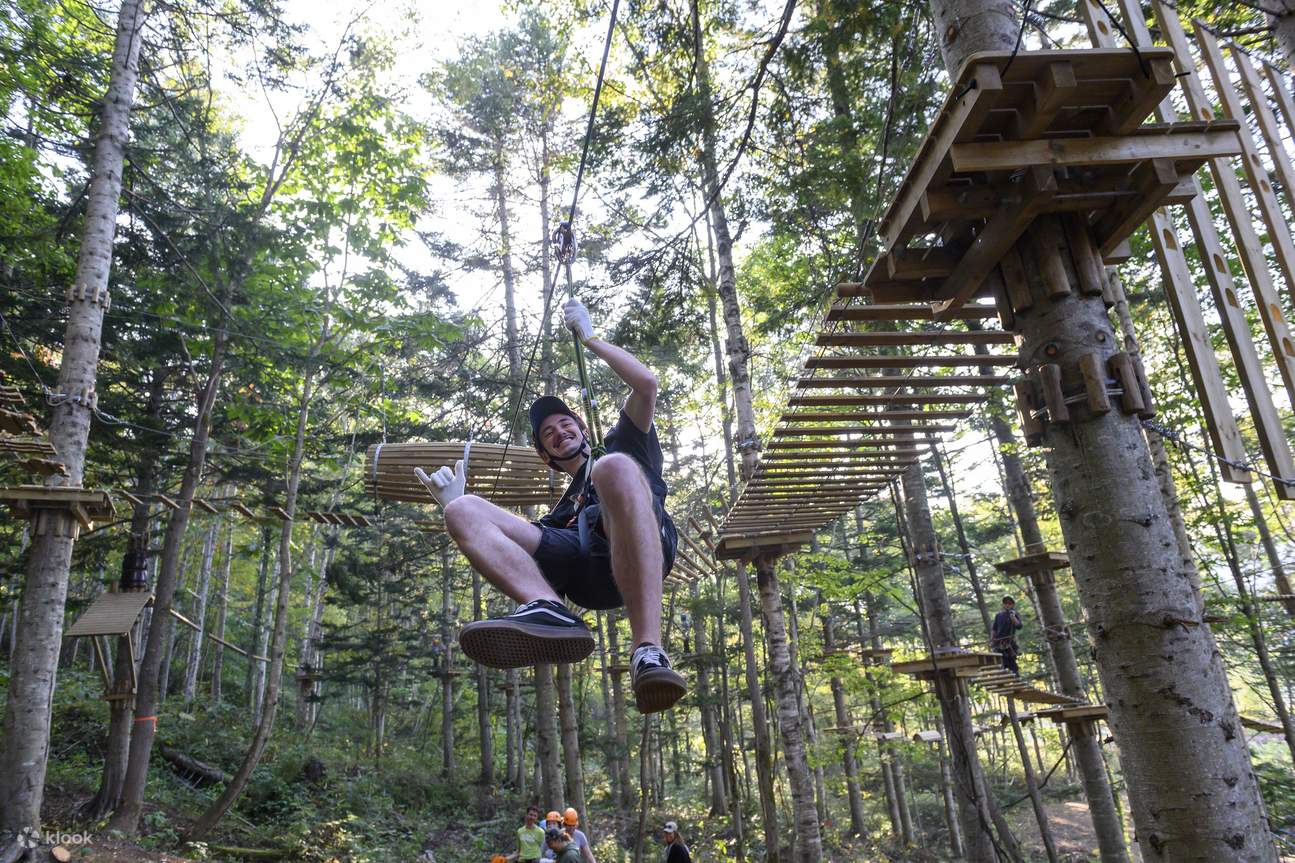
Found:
[0,0,149,836]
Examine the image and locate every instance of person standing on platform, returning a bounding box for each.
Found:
[991,595,1024,675]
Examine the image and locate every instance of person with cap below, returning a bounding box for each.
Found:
[416,297,686,714]
[545,828,583,863]
[562,808,597,863]
[661,822,690,863]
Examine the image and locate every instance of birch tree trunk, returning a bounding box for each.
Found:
[0,0,149,834]
[210,518,233,704]
[182,522,219,703]
[754,558,821,862]
[690,581,726,815]
[473,571,494,785]
[822,608,866,836]
[556,663,587,821]
[1244,485,1295,617]
[605,610,634,808]
[441,545,456,780]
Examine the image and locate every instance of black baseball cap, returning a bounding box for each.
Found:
[529,395,581,445]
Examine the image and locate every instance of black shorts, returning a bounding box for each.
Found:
[532,499,677,610]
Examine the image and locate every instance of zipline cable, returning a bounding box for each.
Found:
[486,0,620,503]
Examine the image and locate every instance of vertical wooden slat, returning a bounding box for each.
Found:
[1153,1,1295,424]
[1263,62,1295,158]
[1104,0,1295,497]
[1195,22,1295,306]
[1234,51,1295,210]
[1078,0,1254,486]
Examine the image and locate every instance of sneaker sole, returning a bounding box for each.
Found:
[634,668,688,714]
[458,620,595,669]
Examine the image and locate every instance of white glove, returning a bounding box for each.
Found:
[414,441,471,508]
[563,298,595,344]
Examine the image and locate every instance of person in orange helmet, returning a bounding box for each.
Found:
[562,808,597,863]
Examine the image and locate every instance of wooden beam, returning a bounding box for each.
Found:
[1015,60,1078,138]
[880,61,1004,249]
[805,355,1015,369]
[826,303,999,322]
[780,410,973,422]
[932,166,1059,318]
[771,425,957,436]
[796,375,1008,388]
[885,247,961,280]
[1099,56,1177,135]
[817,331,1014,347]
[788,394,989,406]
[949,123,1240,173]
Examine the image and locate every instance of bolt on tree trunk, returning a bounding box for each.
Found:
[0,0,149,835]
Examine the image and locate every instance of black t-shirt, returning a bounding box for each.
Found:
[991,609,1022,642]
[538,409,669,529]
[665,843,691,863]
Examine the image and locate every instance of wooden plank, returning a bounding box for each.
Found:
[1196,23,1295,308]
[805,355,1014,369]
[1154,0,1295,429]
[1099,56,1176,135]
[781,410,973,422]
[788,394,989,407]
[796,375,1008,389]
[826,303,998,322]
[949,124,1240,173]
[886,248,961,280]
[1016,60,1078,138]
[1150,206,1252,484]
[881,60,1005,249]
[1264,62,1295,196]
[1091,158,1181,256]
[932,166,1058,319]
[67,591,153,637]
[772,426,956,437]
[817,332,1013,348]
[1233,47,1295,218]
[994,551,1069,574]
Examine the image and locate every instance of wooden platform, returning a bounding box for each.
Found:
[66,591,152,637]
[994,550,1070,574]
[0,485,115,529]
[365,442,563,508]
[891,651,1001,679]
[1240,715,1286,735]
[1037,704,1110,724]
[862,48,1240,317]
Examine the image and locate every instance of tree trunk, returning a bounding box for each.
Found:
[295,534,329,728]
[245,525,272,708]
[211,518,234,704]
[733,561,779,861]
[1007,699,1059,863]
[505,668,520,787]
[182,323,323,841]
[936,738,964,857]
[473,571,493,785]
[901,463,1001,862]
[1269,0,1295,70]
[556,663,587,821]
[859,590,911,845]
[110,325,226,833]
[928,439,992,634]
[441,545,456,780]
[605,611,634,808]
[689,581,726,815]
[1244,484,1295,617]
[534,663,563,808]
[182,522,219,703]
[987,383,1130,863]
[755,558,822,863]
[823,608,866,836]
[0,0,149,834]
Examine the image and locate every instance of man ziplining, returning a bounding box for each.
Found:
[415,298,688,714]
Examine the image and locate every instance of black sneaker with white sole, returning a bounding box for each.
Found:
[458,599,595,669]
[630,643,687,714]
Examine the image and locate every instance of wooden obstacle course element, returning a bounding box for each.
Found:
[0,484,114,531]
[913,729,943,743]
[0,434,56,457]
[1240,715,1285,734]
[891,651,1001,679]
[169,607,268,662]
[19,457,67,477]
[0,407,41,436]
[994,550,1069,575]
[305,510,372,527]
[860,47,1237,317]
[365,442,562,508]
[66,591,153,697]
[0,384,25,407]
[875,730,906,742]
[1037,704,1110,724]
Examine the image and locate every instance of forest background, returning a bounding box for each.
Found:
[1,0,1294,860]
